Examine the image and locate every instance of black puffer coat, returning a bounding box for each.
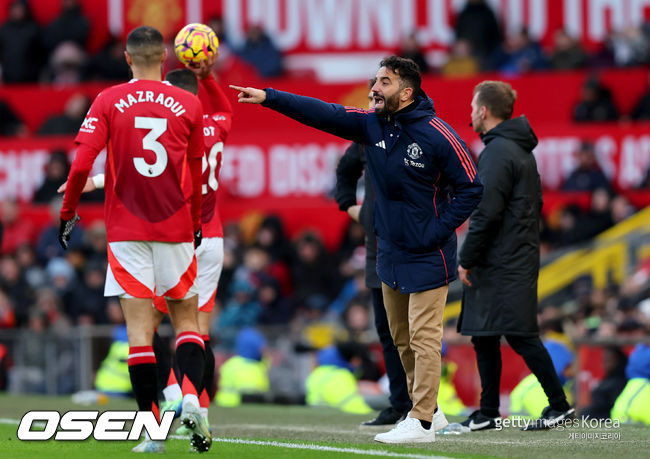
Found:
[458,116,542,336]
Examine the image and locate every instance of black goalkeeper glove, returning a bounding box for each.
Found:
[194,227,202,249]
[58,215,80,250]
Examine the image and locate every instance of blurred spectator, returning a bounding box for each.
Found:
[257,274,294,325]
[0,287,16,328]
[82,221,107,265]
[255,216,293,295]
[573,77,619,122]
[441,39,479,77]
[0,255,32,326]
[611,344,650,425]
[0,0,44,83]
[398,32,429,73]
[36,197,83,263]
[631,72,650,120]
[329,257,368,317]
[33,151,70,203]
[1,199,35,255]
[217,276,261,347]
[454,0,501,68]
[45,41,86,85]
[207,16,228,44]
[581,347,628,420]
[549,29,587,70]
[44,0,89,52]
[69,260,108,324]
[0,100,27,137]
[291,232,340,311]
[589,32,617,69]
[610,195,635,225]
[437,343,466,416]
[216,327,270,406]
[237,24,283,78]
[305,345,373,414]
[341,296,374,344]
[15,243,45,290]
[94,325,131,396]
[84,35,130,81]
[609,27,649,67]
[560,189,614,245]
[562,141,610,191]
[37,93,89,135]
[496,28,548,74]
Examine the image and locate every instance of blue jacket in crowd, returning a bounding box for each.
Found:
[263,89,483,293]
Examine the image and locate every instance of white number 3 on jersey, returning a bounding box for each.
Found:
[134,117,168,177]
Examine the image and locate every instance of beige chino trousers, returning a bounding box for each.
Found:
[381,283,448,422]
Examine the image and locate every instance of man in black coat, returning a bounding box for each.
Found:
[334,79,412,429]
[457,80,574,430]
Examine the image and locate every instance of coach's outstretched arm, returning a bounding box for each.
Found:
[230,85,368,144]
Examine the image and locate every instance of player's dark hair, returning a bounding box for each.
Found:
[165,69,198,95]
[126,26,165,67]
[473,80,518,120]
[379,56,422,99]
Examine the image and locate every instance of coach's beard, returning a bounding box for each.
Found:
[373,92,400,115]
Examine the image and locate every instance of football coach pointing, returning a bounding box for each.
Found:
[231,56,482,444]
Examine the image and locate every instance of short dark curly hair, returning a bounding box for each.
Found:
[379,55,422,98]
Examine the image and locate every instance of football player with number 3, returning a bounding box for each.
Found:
[58,26,211,453]
[58,50,233,435]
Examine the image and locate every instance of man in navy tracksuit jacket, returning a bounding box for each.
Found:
[231,56,482,443]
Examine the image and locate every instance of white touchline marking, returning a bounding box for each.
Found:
[169,435,448,458]
[0,418,46,428]
[216,423,356,434]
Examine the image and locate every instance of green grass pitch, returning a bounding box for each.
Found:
[0,394,648,458]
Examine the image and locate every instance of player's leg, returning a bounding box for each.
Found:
[195,236,223,419]
[198,310,214,418]
[105,241,164,452]
[153,241,210,452]
[151,304,183,417]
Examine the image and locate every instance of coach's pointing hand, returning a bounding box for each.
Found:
[229,85,266,104]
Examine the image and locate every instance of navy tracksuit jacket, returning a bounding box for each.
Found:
[263,89,483,293]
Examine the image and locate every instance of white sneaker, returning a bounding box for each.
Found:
[374,415,436,444]
[433,408,449,432]
[131,439,165,453]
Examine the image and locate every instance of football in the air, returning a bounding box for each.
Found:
[174,23,219,66]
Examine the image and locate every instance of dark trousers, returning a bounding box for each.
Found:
[471,335,569,417]
[372,288,412,413]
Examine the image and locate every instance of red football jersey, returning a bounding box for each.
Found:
[68,79,204,243]
[198,76,232,238]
